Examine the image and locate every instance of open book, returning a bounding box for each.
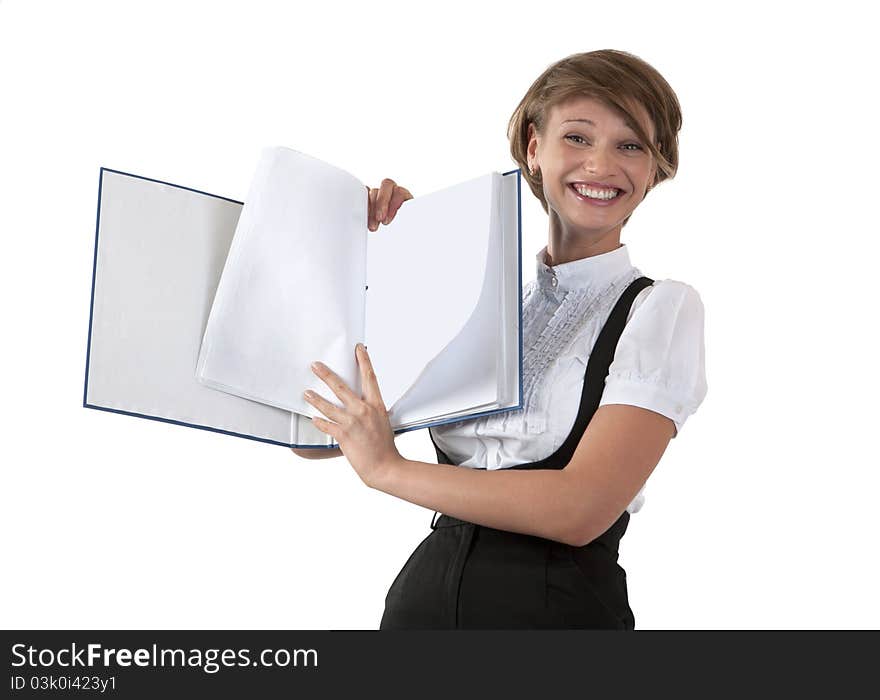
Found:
[83,147,522,448]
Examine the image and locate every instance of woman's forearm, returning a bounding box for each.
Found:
[371,457,583,545]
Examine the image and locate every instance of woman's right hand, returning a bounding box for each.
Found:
[366,179,413,232]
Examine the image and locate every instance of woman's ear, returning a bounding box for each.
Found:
[648,157,659,189]
[526,123,539,172]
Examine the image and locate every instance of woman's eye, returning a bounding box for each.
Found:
[565,135,643,152]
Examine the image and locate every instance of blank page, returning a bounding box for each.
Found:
[386,171,519,428]
[365,172,499,418]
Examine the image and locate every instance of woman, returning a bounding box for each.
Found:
[294,49,708,629]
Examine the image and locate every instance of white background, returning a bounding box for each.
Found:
[1,0,877,630]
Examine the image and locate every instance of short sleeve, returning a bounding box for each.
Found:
[598,280,708,438]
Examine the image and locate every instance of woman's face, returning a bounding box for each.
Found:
[528,95,657,245]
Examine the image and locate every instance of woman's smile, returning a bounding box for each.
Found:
[567,181,626,208]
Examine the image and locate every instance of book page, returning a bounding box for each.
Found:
[365,172,499,415]
[388,170,521,428]
[196,147,367,415]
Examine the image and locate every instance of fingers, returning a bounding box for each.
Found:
[375,178,395,226]
[303,388,346,425]
[309,361,358,410]
[385,186,413,223]
[367,179,413,231]
[367,187,379,231]
[356,343,386,409]
[305,348,387,430]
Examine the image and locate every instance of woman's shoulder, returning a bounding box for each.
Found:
[644,277,703,299]
[605,276,708,436]
[628,277,705,322]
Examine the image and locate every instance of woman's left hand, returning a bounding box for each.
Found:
[304,343,401,488]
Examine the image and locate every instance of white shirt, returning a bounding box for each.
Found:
[430,243,708,514]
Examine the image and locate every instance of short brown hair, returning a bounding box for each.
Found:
[507,49,683,226]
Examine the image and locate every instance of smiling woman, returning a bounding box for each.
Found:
[509,49,681,240]
[294,49,707,631]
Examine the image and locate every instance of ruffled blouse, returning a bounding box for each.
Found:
[429,243,708,514]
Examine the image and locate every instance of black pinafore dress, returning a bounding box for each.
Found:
[380,275,654,630]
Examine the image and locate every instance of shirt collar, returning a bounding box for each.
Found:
[536,243,634,294]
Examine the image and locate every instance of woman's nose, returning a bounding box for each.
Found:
[582,148,609,173]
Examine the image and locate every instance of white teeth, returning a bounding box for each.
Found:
[572,184,619,200]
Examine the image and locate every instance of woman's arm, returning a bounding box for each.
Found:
[372,459,582,545]
[371,404,674,547]
[303,343,672,547]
